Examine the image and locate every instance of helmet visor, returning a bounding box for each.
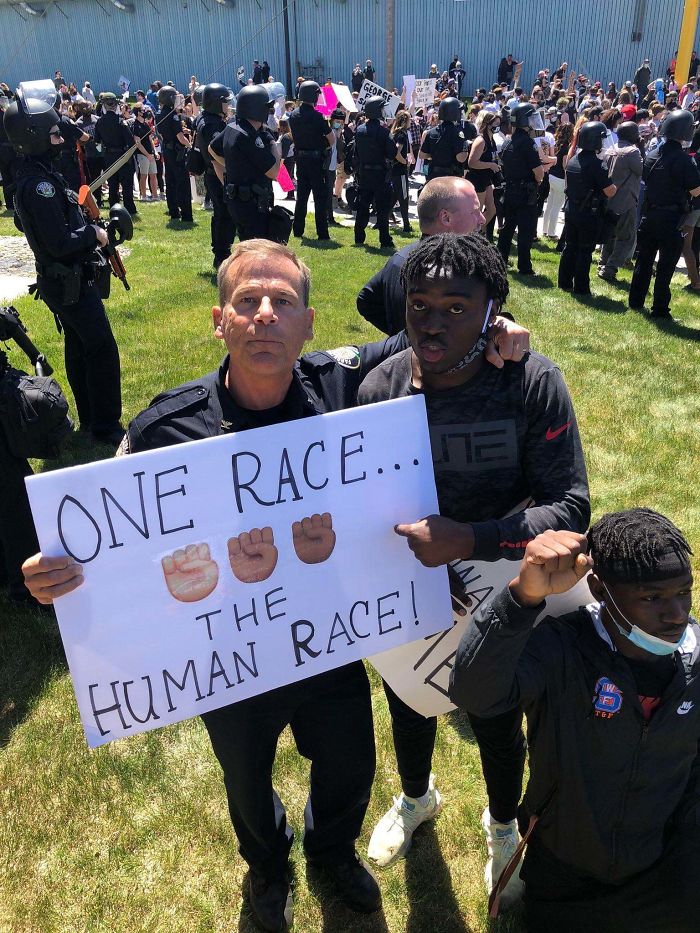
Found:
[528,112,545,132]
[266,82,286,101]
[18,79,58,115]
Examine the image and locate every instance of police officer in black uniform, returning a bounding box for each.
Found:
[4,80,123,446]
[208,84,281,241]
[629,109,700,318]
[558,121,617,296]
[498,102,544,275]
[0,91,20,211]
[54,100,89,195]
[289,81,334,240]
[196,83,237,268]
[418,97,469,180]
[354,96,397,250]
[158,86,193,223]
[94,92,137,215]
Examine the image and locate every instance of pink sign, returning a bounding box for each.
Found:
[316,85,338,116]
[277,162,295,193]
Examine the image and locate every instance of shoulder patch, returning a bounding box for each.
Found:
[255,136,265,149]
[326,346,361,369]
[36,181,55,198]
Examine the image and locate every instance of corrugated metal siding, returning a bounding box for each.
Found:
[0,0,699,97]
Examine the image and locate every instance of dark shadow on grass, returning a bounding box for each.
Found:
[513,273,553,289]
[405,822,471,932]
[306,862,390,933]
[166,219,198,230]
[645,312,700,342]
[571,292,627,314]
[300,237,343,250]
[197,270,218,284]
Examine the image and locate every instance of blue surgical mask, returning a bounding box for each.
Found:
[602,586,687,656]
[332,121,342,129]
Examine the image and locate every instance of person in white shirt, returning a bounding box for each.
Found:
[81,82,96,104]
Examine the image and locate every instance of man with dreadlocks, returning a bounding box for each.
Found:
[359,232,589,908]
[450,510,700,932]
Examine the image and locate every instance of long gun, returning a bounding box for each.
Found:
[78,185,133,291]
[0,305,53,376]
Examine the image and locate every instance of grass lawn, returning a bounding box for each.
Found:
[1,201,699,933]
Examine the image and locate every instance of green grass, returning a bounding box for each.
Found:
[1,202,700,933]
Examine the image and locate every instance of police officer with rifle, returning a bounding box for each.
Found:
[353,96,397,250]
[94,92,137,216]
[629,109,700,318]
[196,83,237,268]
[208,85,287,242]
[0,305,71,604]
[289,81,334,240]
[4,80,124,447]
[418,97,469,180]
[558,121,617,296]
[498,102,545,275]
[158,86,193,223]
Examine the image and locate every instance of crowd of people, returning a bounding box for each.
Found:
[1,46,700,933]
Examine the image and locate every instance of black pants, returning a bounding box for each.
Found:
[392,171,410,229]
[522,836,700,933]
[201,663,375,881]
[558,213,599,294]
[226,197,270,241]
[41,279,122,435]
[164,151,192,221]
[0,428,39,600]
[355,179,393,247]
[105,153,136,215]
[629,209,683,313]
[498,200,537,273]
[293,155,328,238]
[0,143,17,210]
[383,681,525,822]
[204,171,236,265]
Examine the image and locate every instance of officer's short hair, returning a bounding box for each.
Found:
[217,241,311,307]
[417,177,476,229]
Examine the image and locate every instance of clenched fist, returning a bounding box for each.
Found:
[509,530,591,607]
[228,527,278,584]
[162,543,219,603]
[292,513,336,564]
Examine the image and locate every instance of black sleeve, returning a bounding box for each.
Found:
[209,128,225,157]
[524,140,542,171]
[384,131,398,160]
[62,120,83,144]
[357,331,410,379]
[469,364,591,561]
[682,153,700,190]
[21,181,97,258]
[357,257,406,335]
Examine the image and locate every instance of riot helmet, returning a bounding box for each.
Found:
[438,97,462,122]
[3,79,60,156]
[298,81,321,104]
[157,86,178,109]
[363,96,385,120]
[616,121,640,146]
[660,109,695,143]
[236,84,271,123]
[509,102,543,131]
[193,85,205,107]
[202,83,233,115]
[577,121,607,152]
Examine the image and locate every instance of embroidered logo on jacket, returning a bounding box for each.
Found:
[677,700,695,715]
[36,181,55,198]
[592,676,623,718]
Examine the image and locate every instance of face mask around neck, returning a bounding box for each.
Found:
[602,585,687,656]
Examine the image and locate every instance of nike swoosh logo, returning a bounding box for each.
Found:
[677,704,694,715]
[546,422,572,441]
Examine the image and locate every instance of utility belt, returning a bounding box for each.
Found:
[34,255,108,307]
[164,143,188,162]
[296,149,324,157]
[429,164,463,178]
[645,203,685,214]
[505,178,538,206]
[224,183,273,211]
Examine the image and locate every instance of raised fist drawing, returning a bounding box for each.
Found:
[162,543,219,603]
[228,527,279,584]
[292,513,336,564]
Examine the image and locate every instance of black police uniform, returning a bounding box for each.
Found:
[121,334,406,881]
[354,118,397,248]
[55,114,85,194]
[94,110,136,215]
[159,106,193,222]
[13,157,122,439]
[629,140,700,316]
[420,121,466,180]
[498,128,542,274]
[289,104,331,239]
[558,150,612,294]
[209,118,275,241]
[75,112,104,206]
[357,242,419,334]
[0,416,39,601]
[0,115,19,211]
[195,111,237,265]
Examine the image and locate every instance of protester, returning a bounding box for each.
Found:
[466,110,500,228]
[598,121,643,282]
[389,110,412,233]
[541,122,572,238]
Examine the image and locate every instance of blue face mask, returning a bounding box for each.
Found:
[602,586,687,656]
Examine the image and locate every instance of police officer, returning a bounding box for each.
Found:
[629,109,700,318]
[558,121,617,296]
[158,86,193,223]
[418,97,469,180]
[208,84,281,241]
[498,102,544,275]
[53,99,90,195]
[289,81,334,240]
[94,93,137,215]
[354,96,397,250]
[0,91,20,211]
[4,80,123,446]
[196,83,237,268]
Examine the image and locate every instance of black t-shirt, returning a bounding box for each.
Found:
[94,111,133,151]
[564,150,611,209]
[196,112,226,172]
[644,139,700,210]
[289,104,329,152]
[209,118,275,187]
[131,119,153,154]
[159,108,187,149]
[391,129,409,174]
[501,128,541,182]
[421,122,465,169]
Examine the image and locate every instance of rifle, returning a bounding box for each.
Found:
[0,305,53,376]
[78,185,133,291]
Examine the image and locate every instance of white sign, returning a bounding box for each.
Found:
[370,555,592,716]
[332,82,358,113]
[26,397,453,748]
[356,78,402,119]
[117,75,131,94]
[414,78,437,110]
[236,66,245,84]
[403,74,416,105]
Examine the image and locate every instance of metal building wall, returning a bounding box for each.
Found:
[1,0,699,97]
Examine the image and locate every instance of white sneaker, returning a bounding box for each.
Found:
[481,807,524,909]
[367,774,442,867]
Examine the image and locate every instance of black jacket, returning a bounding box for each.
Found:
[450,587,700,884]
